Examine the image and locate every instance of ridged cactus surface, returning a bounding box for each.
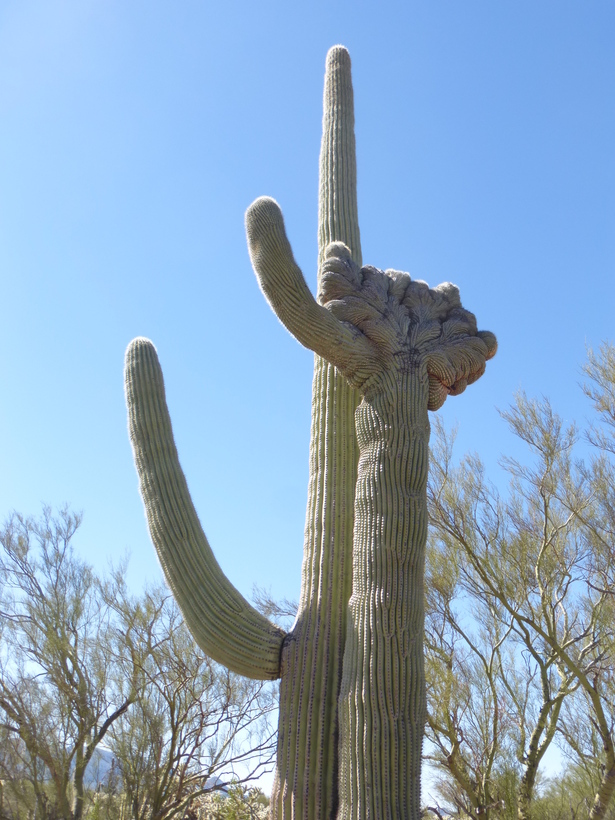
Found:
[125,337,286,680]
[246,209,496,819]
[126,46,363,820]
[126,45,496,820]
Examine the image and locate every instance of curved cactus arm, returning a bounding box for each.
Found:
[125,337,286,680]
[246,197,379,382]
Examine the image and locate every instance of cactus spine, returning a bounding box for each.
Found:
[126,46,496,820]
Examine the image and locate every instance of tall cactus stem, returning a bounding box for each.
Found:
[318,46,362,268]
[270,45,362,820]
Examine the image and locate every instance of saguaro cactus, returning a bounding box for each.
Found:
[125,46,496,820]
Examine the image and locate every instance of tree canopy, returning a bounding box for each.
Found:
[424,343,615,819]
[0,510,276,820]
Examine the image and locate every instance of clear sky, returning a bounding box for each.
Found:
[1,1,614,614]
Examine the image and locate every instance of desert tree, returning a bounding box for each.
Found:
[425,348,615,820]
[107,591,277,820]
[198,783,270,820]
[424,524,517,818]
[0,510,278,820]
[0,508,153,820]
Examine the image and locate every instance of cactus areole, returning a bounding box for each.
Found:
[125,47,496,820]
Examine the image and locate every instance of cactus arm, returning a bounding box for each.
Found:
[125,337,286,681]
[246,197,378,378]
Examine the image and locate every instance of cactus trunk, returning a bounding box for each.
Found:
[271,46,361,820]
[338,368,429,820]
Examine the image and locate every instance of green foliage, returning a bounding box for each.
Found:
[199,784,270,820]
[0,508,142,820]
[424,343,615,819]
[0,510,276,820]
[108,597,276,820]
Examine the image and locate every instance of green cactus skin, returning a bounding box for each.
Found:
[246,205,497,819]
[125,337,286,680]
[337,370,430,820]
[271,46,361,820]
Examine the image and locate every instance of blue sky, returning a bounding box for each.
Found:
[1,0,614,616]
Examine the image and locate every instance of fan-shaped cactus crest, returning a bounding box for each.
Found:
[125,46,496,820]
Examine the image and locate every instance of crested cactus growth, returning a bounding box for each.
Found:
[246,210,496,818]
[125,45,496,820]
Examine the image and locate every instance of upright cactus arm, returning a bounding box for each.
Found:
[247,201,496,397]
[246,198,378,379]
[125,338,286,680]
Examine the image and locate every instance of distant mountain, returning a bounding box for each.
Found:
[204,775,230,796]
[83,751,230,796]
[83,747,116,788]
